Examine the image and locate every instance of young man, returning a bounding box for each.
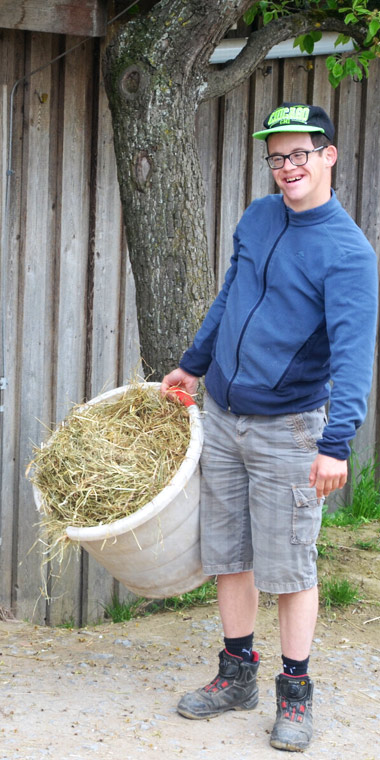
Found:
[161,103,378,751]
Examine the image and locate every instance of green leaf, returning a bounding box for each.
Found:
[364,18,380,45]
[332,61,344,78]
[369,18,380,37]
[326,55,338,70]
[293,35,304,48]
[359,49,376,61]
[328,72,341,88]
[263,11,274,24]
[295,36,306,52]
[364,30,374,45]
[335,33,351,46]
[303,34,315,55]
[344,57,360,74]
[344,13,358,24]
[310,30,323,42]
[243,5,259,25]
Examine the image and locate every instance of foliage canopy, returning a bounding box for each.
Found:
[244,0,380,86]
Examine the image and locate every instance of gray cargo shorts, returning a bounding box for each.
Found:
[200,392,326,594]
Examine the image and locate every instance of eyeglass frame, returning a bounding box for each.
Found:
[265,145,327,170]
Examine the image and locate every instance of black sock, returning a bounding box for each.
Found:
[224,633,254,662]
[282,654,309,677]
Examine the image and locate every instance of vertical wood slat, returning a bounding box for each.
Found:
[0,81,8,595]
[85,38,125,623]
[117,234,141,606]
[0,30,26,612]
[15,32,58,623]
[310,55,337,193]
[47,36,95,626]
[119,246,141,384]
[0,86,6,228]
[351,70,380,467]
[216,80,250,288]
[89,47,123,399]
[196,97,219,269]
[281,56,309,102]
[248,60,279,203]
[311,56,335,117]
[54,38,93,424]
[334,78,363,218]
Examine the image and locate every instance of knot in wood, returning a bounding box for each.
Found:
[133,150,153,192]
[120,65,145,100]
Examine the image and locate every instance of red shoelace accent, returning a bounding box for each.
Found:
[280,699,306,723]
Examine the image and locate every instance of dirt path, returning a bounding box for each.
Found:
[1,525,379,760]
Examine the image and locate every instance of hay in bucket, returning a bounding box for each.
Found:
[29,384,191,566]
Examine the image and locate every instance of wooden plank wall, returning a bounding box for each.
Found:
[0,24,379,624]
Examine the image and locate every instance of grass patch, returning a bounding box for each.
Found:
[320,576,360,610]
[103,579,218,623]
[159,579,218,611]
[57,617,76,629]
[316,528,337,558]
[316,540,336,558]
[103,595,150,623]
[322,453,380,527]
[354,539,380,552]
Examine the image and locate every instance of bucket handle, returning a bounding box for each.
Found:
[168,386,197,408]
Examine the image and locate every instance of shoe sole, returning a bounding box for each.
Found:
[177,693,259,720]
[270,737,309,752]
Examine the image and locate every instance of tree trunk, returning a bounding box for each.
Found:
[103,5,219,380]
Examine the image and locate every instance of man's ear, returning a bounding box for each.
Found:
[325,144,338,168]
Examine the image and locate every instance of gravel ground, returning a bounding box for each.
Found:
[0,597,379,760]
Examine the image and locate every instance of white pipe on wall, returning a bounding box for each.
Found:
[209,32,354,64]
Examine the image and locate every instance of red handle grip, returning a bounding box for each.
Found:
[168,386,197,408]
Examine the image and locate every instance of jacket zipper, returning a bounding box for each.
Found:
[226,213,289,408]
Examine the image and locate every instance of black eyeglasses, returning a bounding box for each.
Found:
[265,145,326,169]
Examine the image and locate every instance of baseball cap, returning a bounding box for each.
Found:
[253,102,335,142]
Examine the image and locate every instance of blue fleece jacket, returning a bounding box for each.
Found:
[180,191,378,460]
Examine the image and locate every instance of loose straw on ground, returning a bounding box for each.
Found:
[28,384,191,567]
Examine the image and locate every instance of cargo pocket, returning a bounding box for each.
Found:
[291,484,323,545]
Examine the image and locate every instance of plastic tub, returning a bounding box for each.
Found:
[34,383,208,598]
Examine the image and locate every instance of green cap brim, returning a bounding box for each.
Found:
[252,125,325,141]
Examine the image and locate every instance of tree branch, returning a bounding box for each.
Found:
[200,11,368,101]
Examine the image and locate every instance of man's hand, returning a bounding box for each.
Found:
[309,453,348,499]
[161,367,199,400]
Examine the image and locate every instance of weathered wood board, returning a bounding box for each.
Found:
[0,1,107,37]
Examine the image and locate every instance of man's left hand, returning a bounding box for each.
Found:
[309,453,348,499]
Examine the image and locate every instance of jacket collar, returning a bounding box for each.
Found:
[284,189,340,226]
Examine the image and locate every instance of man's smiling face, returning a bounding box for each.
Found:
[266,132,337,212]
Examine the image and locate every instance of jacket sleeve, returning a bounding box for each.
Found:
[179,232,240,376]
[317,237,378,460]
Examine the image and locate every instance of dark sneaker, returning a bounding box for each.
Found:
[177,649,260,719]
[270,673,313,752]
